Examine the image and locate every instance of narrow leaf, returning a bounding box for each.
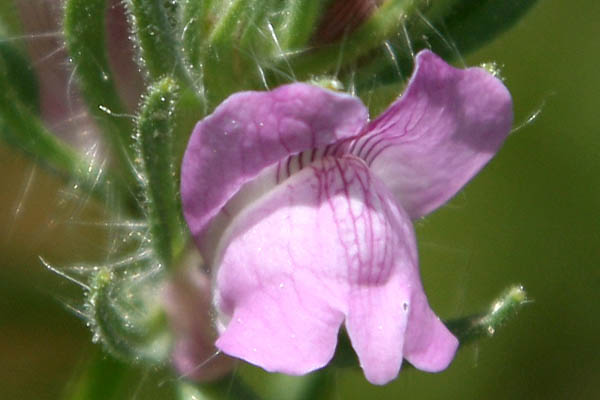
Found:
[354,0,540,90]
[0,63,121,205]
[0,34,39,112]
[180,0,214,72]
[64,0,139,190]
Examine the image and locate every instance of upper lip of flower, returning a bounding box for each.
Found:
[180,50,513,385]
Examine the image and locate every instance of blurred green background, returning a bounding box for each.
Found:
[1,0,598,398]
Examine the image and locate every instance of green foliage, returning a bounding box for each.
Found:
[180,0,213,72]
[0,35,39,113]
[64,0,139,191]
[0,0,22,38]
[356,0,541,90]
[0,49,119,205]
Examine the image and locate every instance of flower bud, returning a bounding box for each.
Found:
[314,0,383,44]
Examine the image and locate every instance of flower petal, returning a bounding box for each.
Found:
[345,274,409,384]
[351,50,513,219]
[216,277,345,375]
[181,83,368,245]
[212,155,456,384]
[402,287,458,372]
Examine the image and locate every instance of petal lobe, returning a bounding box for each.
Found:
[181,83,368,245]
[351,50,513,219]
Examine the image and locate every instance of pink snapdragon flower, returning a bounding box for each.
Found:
[180,51,513,385]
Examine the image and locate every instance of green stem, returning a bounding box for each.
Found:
[126,0,195,89]
[446,285,528,346]
[331,285,528,370]
[136,77,185,267]
[64,0,139,194]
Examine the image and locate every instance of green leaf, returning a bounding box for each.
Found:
[354,0,540,90]
[263,0,538,95]
[433,0,540,56]
[0,35,39,113]
[64,0,139,191]
[136,77,185,267]
[200,0,258,107]
[180,0,214,72]
[0,62,121,205]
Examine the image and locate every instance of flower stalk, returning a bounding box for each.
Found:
[447,285,528,346]
[136,77,186,268]
[125,0,192,86]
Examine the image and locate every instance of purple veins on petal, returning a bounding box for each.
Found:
[214,156,447,384]
[181,83,368,246]
[179,50,513,385]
